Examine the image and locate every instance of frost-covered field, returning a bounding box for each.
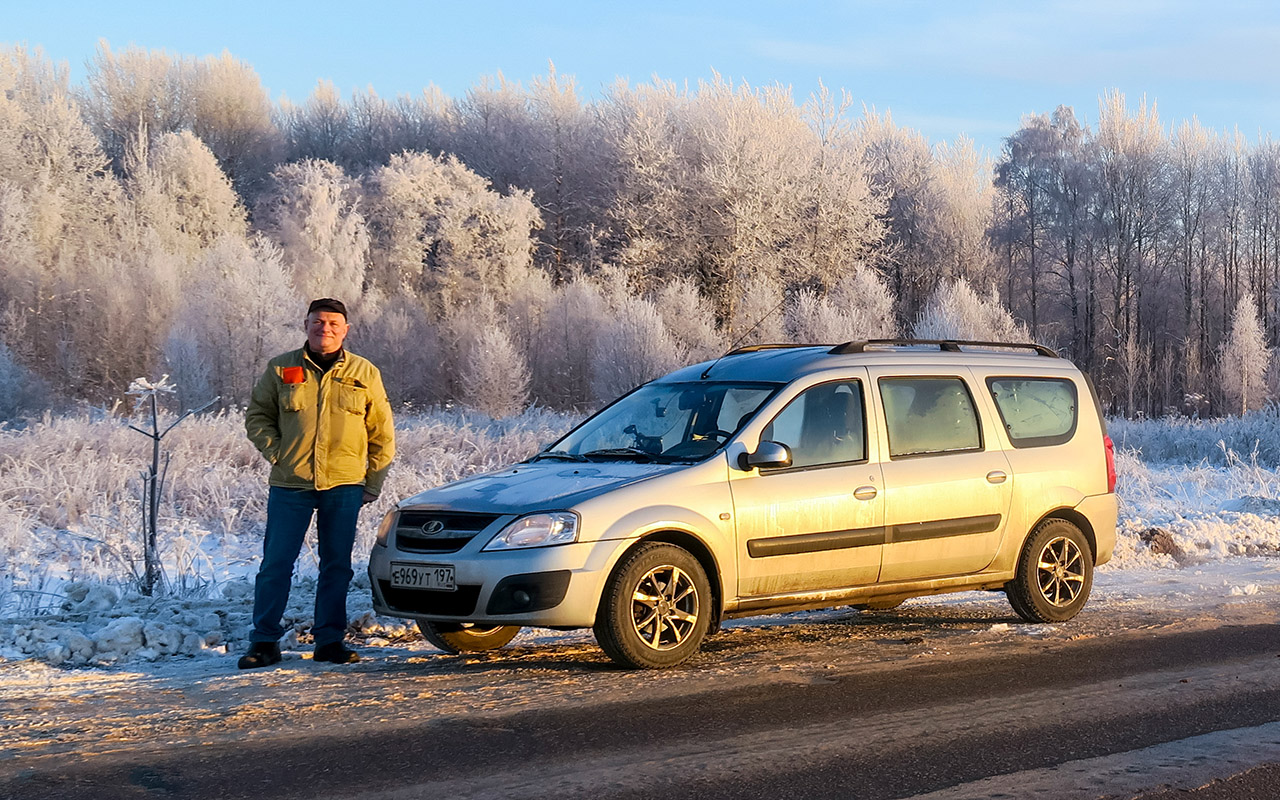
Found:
[1,408,1279,669]
[0,407,576,665]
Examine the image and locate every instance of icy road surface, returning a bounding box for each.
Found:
[1,561,1279,799]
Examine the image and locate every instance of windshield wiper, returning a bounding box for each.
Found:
[528,450,589,462]
[581,447,673,463]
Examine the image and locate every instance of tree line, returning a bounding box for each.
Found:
[0,43,1271,420]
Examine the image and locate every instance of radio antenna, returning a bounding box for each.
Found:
[700,290,790,379]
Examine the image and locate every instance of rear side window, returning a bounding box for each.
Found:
[987,377,1078,447]
[880,377,981,458]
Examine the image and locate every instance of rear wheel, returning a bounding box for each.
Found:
[594,543,711,669]
[417,621,521,653]
[1006,519,1093,623]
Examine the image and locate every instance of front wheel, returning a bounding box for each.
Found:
[594,543,711,669]
[1006,518,1093,623]
[417,621,521,653]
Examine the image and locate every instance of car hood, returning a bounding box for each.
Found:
[397,461,683,514]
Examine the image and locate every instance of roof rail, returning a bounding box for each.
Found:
[722,343,816,356]
[829,339,1060,358]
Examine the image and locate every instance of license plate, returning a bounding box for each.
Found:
[389,562,456,591]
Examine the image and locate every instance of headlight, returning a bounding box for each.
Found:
[375,510,398,546]
[483,512,579,551]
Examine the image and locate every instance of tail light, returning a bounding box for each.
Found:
[1103,435,1117,493]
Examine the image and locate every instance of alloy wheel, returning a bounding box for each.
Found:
[630,565,700,650]
[1036,536,1086,607]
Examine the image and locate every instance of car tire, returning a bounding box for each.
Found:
[417,621,521,653]
[1006,518,1094,623]
[594,542,711,669]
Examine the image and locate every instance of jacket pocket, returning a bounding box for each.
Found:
[280,385,308,412]
[338,384,368,414]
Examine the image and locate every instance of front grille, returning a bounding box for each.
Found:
[378,581,481,616]
[395,511,501,554]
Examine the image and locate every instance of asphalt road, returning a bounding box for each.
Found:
[4,620,1280,800]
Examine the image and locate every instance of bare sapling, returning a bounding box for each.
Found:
[126,376,218,596]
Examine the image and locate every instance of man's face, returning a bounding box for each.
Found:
[306,311,349,355]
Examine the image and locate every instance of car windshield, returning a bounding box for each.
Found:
[540,382,779,463]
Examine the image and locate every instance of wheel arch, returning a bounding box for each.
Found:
[610,529,725,632]
[1031,507,1098,563]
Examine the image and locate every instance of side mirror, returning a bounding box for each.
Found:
[742,441,792,470]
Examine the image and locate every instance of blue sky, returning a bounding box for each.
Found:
[8,0,1280,155]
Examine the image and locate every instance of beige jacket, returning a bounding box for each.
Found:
[245,347,395,495]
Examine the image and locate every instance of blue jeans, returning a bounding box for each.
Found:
[250,485,364,647]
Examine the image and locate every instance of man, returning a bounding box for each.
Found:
[239,298,395,668]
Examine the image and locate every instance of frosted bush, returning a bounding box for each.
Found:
[786,289,846,343]
[0,342,51,422]
[1108,407,1280,467]
[731,272,786,344]
[829,264,898,338]
[912,278,1026,342]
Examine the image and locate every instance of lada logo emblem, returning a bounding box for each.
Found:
[421,519,446,535]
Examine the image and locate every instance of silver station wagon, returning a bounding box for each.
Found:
[369,339,1118,668]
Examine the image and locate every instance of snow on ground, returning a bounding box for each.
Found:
[1,409,1279,680]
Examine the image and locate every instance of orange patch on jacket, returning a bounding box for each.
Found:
[282,366,305,384]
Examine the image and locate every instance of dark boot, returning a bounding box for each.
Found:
[238,641,282,669]
[313,642,360,664]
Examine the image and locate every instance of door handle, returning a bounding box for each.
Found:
[854,485,878,500]
[986,470,1008,484]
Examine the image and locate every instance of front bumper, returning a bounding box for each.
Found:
[368,537,621,628]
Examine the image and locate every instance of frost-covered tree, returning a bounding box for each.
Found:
[785,266,897,344]
[528,279,609,409]
[185,51,282,191]
[365,152,541,313]
[81,43,282,191]
[652,277,723,362]
[0,46,146,398]
[590,292,685,403]
[166,236,297,407]
[458,67,610,279]
[80,42,188,169]
[786,289,849,344]
[351,293,439,405]
[799,84,887,290]
[1219,292,1271,415]
[912,278,1027,342]
[687,76,811,323]
[279,81,351,164]
[929,137,994,288]
[129,129,247,262]
[438,294,501,403]
[857,109,939,319]
[459,326,531,417]
[256,159,369,302]
[600,79,700,289]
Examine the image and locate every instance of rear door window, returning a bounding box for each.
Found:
[987,377,1078,447]
[880,377,982,458]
